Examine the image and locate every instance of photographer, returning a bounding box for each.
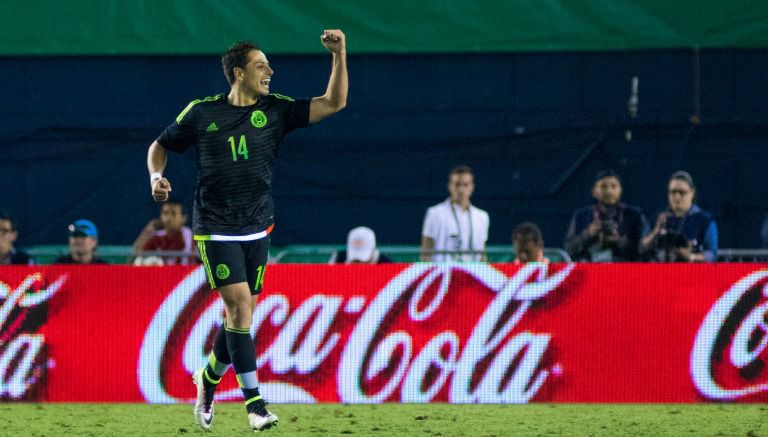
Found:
[564,170,649,262]
[641,171,718,262]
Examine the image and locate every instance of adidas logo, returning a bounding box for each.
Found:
[206,122,218,132]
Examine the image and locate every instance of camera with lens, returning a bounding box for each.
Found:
[654,232,690,262]
[599,220,618,235]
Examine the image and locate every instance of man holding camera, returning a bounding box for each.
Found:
[564,170,649,262]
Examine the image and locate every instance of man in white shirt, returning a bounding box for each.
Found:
[420,166,490,261]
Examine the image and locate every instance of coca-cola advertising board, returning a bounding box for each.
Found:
[0,263,766,403]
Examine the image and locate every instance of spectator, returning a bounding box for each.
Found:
[330,226,392,264]
[133,201,196,265]
[0,214,33,265]
[641,171,718,262]
[564,170,649,262]
[512,222,548,264]
[54,219,107,264]
[421,165,490,261]
[761,214,768,249]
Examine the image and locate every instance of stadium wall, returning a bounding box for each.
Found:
[1,263,767,403]
[3,0,767,55]
[3,50,767,248]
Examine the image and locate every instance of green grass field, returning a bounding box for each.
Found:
[2,403,766,436]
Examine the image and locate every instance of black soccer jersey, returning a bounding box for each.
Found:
[157,93,310,238]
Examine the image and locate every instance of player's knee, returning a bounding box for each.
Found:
[225,301,253,329]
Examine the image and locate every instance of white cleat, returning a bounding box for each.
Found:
[249,409,279,432]
[192,369,215,430]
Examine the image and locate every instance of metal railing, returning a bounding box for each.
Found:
[19,245,768,264]
[23,246,198,265]
[716,249,768,262]
[272,245,572,264]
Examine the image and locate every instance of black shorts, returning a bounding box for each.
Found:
[196,237,270,295]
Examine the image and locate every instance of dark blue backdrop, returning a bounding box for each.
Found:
[3,50,767,249]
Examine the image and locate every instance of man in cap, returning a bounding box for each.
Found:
[54,219,108,264]
[330,226,392,264]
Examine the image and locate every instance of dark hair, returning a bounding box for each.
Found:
[512,222,544,246]
[162,200,186,215]
[669,170,695,190]
[593,169,621,186]
[221,41,261,85]
[0,212,15,231]
[449,165,474,178]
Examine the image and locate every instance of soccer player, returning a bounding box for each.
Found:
[146,30,347,432]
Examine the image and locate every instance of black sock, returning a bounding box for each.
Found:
[224,325,262,413]
[202,324,231,392]
[244,387,263,414]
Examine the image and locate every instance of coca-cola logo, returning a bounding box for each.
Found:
[338,262,574,403]
[0,273,66,399]
[691,270,768,400]
[138,262,574,404]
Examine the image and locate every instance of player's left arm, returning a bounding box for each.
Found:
[309,29,348,124]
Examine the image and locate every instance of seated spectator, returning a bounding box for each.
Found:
[512,222,548,264]
[641,171,718,262]
[0,213,33,265]
[133,201,196,265]
[330,226,392,264]
[564,170,649,262]
[54,219,108,264]
[761,214,768,249]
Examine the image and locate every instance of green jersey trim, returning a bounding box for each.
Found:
[269,93,295,102]
[175,94,223,123]
[196,241,217,289]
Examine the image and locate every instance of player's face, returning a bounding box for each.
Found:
[592,176,622,206]
[239,50,273,96]
[160,204,186,232]
[448,173,474,205]
[668,179,694,214]
[0,219,17,255]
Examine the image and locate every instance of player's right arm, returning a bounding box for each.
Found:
[147,141,172,202]
[148,100,199,202]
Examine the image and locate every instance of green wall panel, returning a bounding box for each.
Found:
[3,0,768,54]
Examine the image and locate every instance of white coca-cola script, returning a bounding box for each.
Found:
[691,269,768,400]
[0,273,66,398]
[138,262,574,404]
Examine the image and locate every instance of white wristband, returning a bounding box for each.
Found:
[150,172,162,184]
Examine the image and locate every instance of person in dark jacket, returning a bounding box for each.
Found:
[0,214,33,265]
[564,170,649,262]
[641,171,718,262]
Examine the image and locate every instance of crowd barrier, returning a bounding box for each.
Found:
[21,245,573,265]
[23,245,768,264]
[0,263,766,403]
